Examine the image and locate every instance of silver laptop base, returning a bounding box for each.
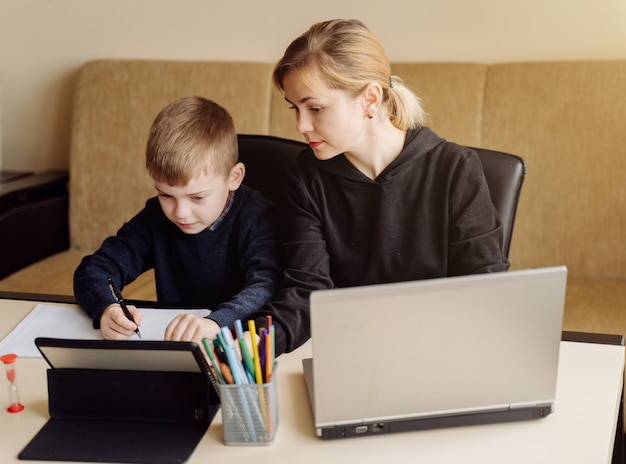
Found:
[317,405,553,439]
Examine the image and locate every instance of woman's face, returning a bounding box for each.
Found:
[282,71,368,160]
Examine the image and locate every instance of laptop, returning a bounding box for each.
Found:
[303,266,567,439]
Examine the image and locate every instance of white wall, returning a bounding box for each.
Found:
[1,0,626,172]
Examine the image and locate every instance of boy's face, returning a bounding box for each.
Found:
[155,163,244,235]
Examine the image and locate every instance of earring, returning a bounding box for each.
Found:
[366,114,373,119]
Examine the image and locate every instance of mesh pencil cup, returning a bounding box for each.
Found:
[217,364,278,445]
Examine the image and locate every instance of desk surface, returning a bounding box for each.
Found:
[0,299,623,464]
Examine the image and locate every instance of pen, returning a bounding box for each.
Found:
[202,337,226,385]
[266,326,274,382]
[248,320,263,384]
[220,327,247,385]
[106,277,142,339]
[235,320,255,383]
[258,329,267,381]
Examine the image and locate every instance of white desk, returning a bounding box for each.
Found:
[0,298,623,463]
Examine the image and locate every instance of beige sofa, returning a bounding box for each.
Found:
[1,59,626,341]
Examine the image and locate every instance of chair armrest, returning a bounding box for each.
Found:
[0,170,70,279]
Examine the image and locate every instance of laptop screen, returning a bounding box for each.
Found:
[308,266,566,433]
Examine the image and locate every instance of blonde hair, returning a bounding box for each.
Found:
[146,96,238,186]
[273,19,426,130]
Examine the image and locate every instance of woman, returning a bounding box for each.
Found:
[252,19,509,355]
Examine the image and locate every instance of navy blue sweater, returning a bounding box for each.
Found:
[74,185,282,329]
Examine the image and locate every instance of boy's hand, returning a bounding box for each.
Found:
[100,304,143,340]
[164,313,221,346]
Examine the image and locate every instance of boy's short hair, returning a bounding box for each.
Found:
[146,96,238,185]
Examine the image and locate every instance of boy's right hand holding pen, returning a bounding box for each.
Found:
[100,303,143,340]
[101,278,143,340]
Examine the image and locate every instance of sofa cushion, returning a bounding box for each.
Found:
[0,249,157,301]
[390,63,488,147]
[481,61,626,280]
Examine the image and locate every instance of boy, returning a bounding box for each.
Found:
[74,96,282,344]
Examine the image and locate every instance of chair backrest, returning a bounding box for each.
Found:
[238,134,526,258]
[473,147,527,258]
[237,134,305,214]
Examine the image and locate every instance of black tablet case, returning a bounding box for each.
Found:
[19,338,220,463]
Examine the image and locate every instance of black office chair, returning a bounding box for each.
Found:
[472,147,526,258]
[238,134,526,258]
[237,134,304,214]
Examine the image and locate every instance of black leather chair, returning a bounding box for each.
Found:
[472,147,526,258]
[238,134,304,214]
[238,134,526,258]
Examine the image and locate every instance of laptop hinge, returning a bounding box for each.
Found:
[510,401,552,410]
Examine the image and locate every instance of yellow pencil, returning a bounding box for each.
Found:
[248,320,263,384]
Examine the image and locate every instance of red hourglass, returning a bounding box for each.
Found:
[0,354,25,413]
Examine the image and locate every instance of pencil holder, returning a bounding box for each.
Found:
[217,364,278,445]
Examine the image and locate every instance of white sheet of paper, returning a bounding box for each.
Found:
[0,304,211,358]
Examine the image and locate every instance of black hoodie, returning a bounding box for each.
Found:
[254,127,510,355]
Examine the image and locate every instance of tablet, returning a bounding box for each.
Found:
[21,337,218,464]
[35,337,211,373]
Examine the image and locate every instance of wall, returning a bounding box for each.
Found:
[1,0,626,172]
